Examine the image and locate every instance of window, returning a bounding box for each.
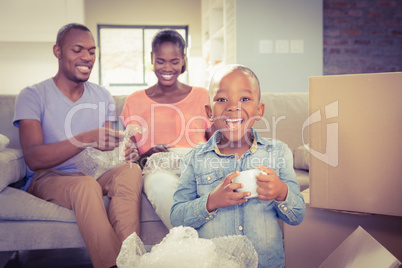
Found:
[97,25,188,95]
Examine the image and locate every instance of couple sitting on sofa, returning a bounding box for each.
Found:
[13,24,213,268]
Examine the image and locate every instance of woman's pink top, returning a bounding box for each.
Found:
[120,87,212,155]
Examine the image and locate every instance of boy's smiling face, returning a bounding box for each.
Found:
[206,68,265,147]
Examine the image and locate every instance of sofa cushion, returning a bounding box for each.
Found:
[0,221,86,251]
[0,148,26,191]
[0,186,163,222]
[293,144,309,171]
[253,93,309,152]
[0,187,77,222]
[0,186,115,222]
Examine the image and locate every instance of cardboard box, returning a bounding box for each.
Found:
[308,72,402,216]
[284,191,402,268]
[320,226,401,268]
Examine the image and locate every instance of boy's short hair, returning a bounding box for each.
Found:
[208,64,261,101]
[56,23,91,46]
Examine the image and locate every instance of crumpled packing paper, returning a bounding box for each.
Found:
[117,226,258,268]
[73,124,143,179]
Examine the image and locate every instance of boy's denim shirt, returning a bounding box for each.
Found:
[171,129,305,268]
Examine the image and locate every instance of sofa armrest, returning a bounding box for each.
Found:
[293,144,309,171]
[0,148,26,191]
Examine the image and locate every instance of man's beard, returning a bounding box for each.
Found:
[74,77,89,83]
[71,73,90,83]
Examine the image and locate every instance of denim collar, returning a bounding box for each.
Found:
[197,128,273,156]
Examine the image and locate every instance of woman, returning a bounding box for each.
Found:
[120,29,215,229]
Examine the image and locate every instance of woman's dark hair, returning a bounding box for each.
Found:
[151,29,187,74]
[56,23,91,46]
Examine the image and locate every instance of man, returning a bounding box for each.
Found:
[13,23,142,268]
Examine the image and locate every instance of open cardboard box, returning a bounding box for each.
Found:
[284,190,402,268]
[308,72,402,217]
[320,226,401,268]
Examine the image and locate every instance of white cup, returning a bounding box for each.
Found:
[232,169,267,198]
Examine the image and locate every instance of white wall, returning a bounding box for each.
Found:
[0,42,57,93]
[0,0,84,43]
[0,0,84,94]
[236,0,323,92]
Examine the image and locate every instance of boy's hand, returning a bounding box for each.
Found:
[256,165,288,202]
[206,171,250,212]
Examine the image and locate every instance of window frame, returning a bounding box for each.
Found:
[97,24,189,87]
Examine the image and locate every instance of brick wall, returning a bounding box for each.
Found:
[324,0,402,75]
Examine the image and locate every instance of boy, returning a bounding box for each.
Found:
[170,64,305,268]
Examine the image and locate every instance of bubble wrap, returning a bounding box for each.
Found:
[116,226,258,268]
[73,125,143,179]
[142,152,182,176]
[0,134,10,152]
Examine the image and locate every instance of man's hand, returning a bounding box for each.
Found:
[206,171,250,212]
[19,120,124,171]
[92,127,124,151]
[256,165,288,201]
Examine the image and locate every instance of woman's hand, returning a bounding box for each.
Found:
[145,144,170,156]
[206,171,250,212]
[123,138,140,162]
[138,144,170,168]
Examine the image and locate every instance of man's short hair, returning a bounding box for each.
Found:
[56,23,91,46]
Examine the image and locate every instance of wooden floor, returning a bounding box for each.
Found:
[4,248,93,268]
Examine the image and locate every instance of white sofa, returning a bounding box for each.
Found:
[0,92,309,265]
